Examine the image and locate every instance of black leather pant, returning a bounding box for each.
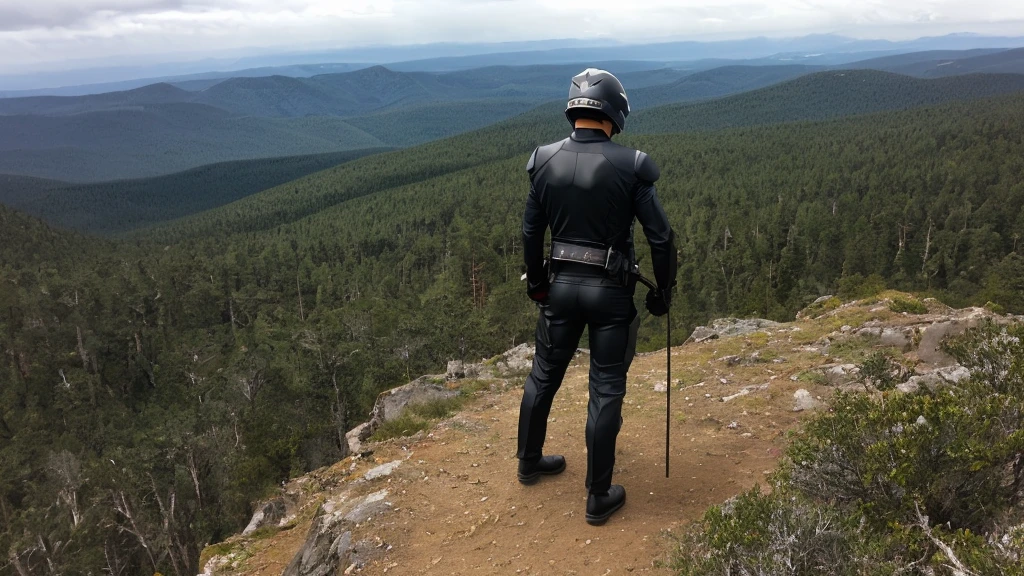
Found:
[517,268,639,495]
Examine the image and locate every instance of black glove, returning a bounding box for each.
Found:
[526,259,551,303]
[527,279,550,303]
[645,287,671,316]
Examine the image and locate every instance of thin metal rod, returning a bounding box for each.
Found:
[666,305,671,478]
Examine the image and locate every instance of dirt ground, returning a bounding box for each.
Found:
[344,343,824,575]
[222,296,964,576]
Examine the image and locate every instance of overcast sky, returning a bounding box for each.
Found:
[1,0,1023,73]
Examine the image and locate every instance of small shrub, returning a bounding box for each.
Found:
[797,370,829,386]
[889,296,928,314]
[369,396,465,441]
[838,273,887,300]
[857,350,912,391]
[369,413,431,442]
[802,296,842,318]
[787,388,1023,532]
[984,301,1006,314]
[408,396,464,419]
[674,324,1024,575]
[942,321,1024,396]
[671,487,864,576]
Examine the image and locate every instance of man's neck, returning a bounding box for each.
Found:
[574,119,612,138]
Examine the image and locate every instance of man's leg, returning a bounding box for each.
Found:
[517,283,585,462]
[581,284,639,494]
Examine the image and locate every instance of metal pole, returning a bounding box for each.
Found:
[665,303,671,478]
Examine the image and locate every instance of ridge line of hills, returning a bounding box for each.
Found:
[2,54,1024,183]
[5,69,1024,234]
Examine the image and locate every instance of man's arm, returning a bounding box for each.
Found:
[523,153,549,300]
[633,152,677,292]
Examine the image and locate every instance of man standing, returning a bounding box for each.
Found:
[517,69,677,525]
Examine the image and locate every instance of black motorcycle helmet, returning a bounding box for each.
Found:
[565,68,630,135]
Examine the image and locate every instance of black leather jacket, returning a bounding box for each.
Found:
[522,128,676,292]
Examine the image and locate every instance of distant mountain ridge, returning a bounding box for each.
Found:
[0,149,388,234]
[5,33,1024,95]
[630,70,1024,133]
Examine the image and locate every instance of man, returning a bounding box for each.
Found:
[517,68,677,526]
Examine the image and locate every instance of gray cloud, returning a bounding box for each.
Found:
[0,0,196,31]
[0,0,1022,74]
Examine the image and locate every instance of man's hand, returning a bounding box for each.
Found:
[528,282,549,303]
[645,287,671,316]
[526,259,551,303]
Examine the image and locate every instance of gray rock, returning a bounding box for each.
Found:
[446,360,481,380]
[446,360,466,379]
[367,376,458,432]
[792,389,821,412]
[345,490,390,524]
[879,327,913,351]
[686,318,781,343]
[329,532,353,563]
[345,423,370,455]
[812,295,835,305]
[284,491,391,576]
[242,498,288,536]
[283,509,346,576]
[493,343,534,375]
[363,461,402,481]
[347,538,385,570]
[918,321,971,366]
[898,364,972,394]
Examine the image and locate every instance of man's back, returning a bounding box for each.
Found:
[523,128,675,291]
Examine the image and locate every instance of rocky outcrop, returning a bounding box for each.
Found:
[687,318,781,343]
[896,365,972,394]
[242,497,291,536]
[367,376,458,431]
[282,490,391,576]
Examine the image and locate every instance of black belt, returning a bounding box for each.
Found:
[550,240,614,269]
[548,240,657,290]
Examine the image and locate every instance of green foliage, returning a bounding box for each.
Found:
[408,396,465,419]
[672,487,864,576]
[675,325,1024,574]
[631,70,1024,134]
[889,296,928,314]
[0,104,390,181]
[801,295,841,318]
[857,349,913,390]
[368,397,464,442]
[837,273,887,300]
[2,149,389,234]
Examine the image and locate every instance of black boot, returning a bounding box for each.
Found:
[586,485,625,525]
[518,455,566,485]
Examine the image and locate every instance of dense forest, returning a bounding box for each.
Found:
[2,90,1024,574]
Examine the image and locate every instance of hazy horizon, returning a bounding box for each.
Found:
[1,0,1023,77]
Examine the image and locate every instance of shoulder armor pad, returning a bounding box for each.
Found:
[527,139,566,175]
[634,151,660,183]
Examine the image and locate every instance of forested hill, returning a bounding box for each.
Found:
[135,102,568,241]
[628,64,819,109]
[4,92,1024,574]
[0,149,390,235]
[630,70,1024,133]
[0,104,389,182]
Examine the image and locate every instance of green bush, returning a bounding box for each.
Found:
[672,487,864,576]
[857,350,913,391]
[369,396,465,442]
[889,296,928,314]
[673,323,1024,575]
[837,273,886,300]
